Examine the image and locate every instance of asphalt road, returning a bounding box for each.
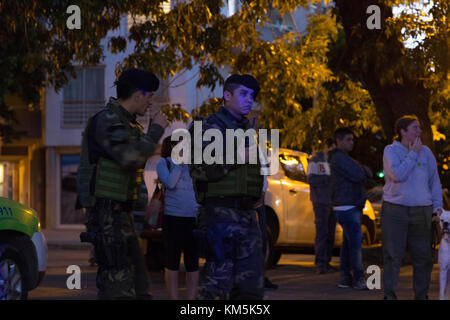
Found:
[28,248,442,300]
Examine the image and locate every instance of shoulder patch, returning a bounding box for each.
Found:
[307,161,331,176]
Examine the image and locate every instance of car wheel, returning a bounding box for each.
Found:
[0,244,28,300]
[272,250,282,266]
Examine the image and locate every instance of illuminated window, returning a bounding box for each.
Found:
[279,153,306,182]
[127,1,171,31]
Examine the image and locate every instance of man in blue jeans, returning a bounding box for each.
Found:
[329,128,372,290]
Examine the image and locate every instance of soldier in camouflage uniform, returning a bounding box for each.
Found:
[76,68,169,299]
[189,74,264,300]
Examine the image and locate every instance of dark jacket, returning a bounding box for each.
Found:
[189,106,251,182]
[306,151,331,206]
[328,148,369,210]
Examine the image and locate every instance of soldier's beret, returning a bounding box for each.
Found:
[224,74,260,98]
[115,68,159,92]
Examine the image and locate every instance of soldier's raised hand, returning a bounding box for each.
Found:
[152,112,169,128]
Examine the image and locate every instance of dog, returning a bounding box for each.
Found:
[438,210,450,300]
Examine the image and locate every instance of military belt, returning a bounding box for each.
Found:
[95,198,134,212]
[205,196,257,210]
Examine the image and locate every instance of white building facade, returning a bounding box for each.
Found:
[44,13,224,230]
[43,1,314,230]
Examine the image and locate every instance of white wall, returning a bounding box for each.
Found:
[167,66,225,115]
[45,5,311,147]
[45,16,132,147]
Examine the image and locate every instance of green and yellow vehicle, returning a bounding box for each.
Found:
[0,197,47,300]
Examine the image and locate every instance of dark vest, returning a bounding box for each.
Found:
[76,102,144,208]
[193,109,264,204]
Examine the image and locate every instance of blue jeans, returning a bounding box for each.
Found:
[335,208,364,283]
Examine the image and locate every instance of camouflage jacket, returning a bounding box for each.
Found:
[88,97,164,171]
[188,106,254,182]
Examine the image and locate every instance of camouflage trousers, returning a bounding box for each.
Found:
[197,205,264,300]
[87,200,150,300]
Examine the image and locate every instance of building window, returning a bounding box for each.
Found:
[127,1,171,31]
[62,67,105,129]
[267,6,295,33]
[60,155,83,225]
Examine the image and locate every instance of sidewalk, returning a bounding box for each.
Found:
[30,247,442,300]
[43,228,388,260]
[43,229,90,250]
[43,228,438,268]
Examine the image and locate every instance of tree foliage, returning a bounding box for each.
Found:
[333,0,449,150]
[0,0,166,142]
[115,0,362,151]
[2,0,448,160]
[118,0,450,153]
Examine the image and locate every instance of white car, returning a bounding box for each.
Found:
[0,198,47,299]
[264,148,378,267]
[140,148,379,270]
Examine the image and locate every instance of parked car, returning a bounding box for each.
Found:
[263,149,378,267]
[0,198,47,299]
[366,186,450,213]
[365,185,449,248]
[140,148,380,270]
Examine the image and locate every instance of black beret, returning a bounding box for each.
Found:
[224,74,260,98]
[115,68,159,92]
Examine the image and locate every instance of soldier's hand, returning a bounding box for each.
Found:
[152,112,169,128]
[148,103,161,118]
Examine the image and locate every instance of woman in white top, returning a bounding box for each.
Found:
[382,115,443,300]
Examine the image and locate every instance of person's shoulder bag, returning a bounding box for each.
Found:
[143,158,171,230]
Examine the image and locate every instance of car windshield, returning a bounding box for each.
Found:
[279,153,307,182]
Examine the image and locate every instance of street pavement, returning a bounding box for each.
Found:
[28,247,442,300]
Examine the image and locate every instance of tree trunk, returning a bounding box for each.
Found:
[334,0,435,152]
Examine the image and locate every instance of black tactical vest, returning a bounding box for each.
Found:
[193,110,264,204]
[76,101,144,207]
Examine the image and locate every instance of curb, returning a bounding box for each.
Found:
[362,244,383,265]
[47,242,91,250]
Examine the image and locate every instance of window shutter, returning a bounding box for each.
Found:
[62,67,105,128]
